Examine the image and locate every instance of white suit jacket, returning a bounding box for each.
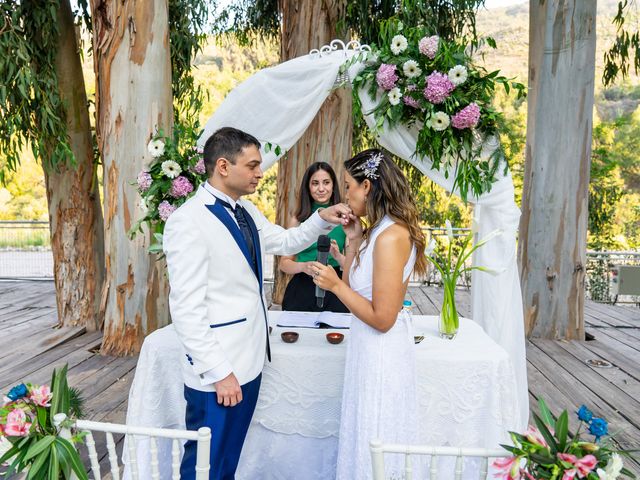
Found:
[163,184,334,391]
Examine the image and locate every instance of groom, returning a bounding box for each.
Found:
[163,127,350,479]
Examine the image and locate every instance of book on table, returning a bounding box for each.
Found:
[276,311,352,329]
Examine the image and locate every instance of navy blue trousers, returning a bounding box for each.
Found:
[180,374,262,480]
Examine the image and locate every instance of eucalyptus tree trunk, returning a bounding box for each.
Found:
[45,0,104,330]
[518,0,597,340]
[90,0,173,354]
[272,0,352,304]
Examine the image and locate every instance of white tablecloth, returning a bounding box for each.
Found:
[123,312,520,479]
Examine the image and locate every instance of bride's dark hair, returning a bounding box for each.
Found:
[344,149,427,277]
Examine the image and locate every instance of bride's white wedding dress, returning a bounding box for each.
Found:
[336,215,419,480]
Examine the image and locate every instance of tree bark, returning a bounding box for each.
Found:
[45,0,105,330]
[90,0,173,354]
[518,0,596,340]
[272,0,352,304]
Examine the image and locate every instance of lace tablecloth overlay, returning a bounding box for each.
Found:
[123,312,520,479]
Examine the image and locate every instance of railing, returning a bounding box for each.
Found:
[1,220,637,304]
[0,221,53,278]
[586,251,640,304]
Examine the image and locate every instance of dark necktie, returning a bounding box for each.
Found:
[216,198,257,273]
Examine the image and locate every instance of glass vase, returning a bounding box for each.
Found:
[439,281,459,339]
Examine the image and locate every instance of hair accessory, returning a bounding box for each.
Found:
[358,152,383,180]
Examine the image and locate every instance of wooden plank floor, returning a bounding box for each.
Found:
[1,280,639,477]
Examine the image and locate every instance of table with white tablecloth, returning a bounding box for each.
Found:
[123,312,521,479]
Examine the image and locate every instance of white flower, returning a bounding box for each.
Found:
[402,60,422,78]
[161,160,181,179]
[390,35,408,55]
[138,197,149,213]
[431,111,450,131]
[597,454,624,480]
[445,219,454,241]
[448,65,468,86]
[425,238,437,256]
[387,87,401,106]
[147,139,165,158]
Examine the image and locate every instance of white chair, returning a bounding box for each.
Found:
[54,413,211,480]
[370,440,506,480]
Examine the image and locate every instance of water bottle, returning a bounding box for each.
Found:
[402,300,413,323]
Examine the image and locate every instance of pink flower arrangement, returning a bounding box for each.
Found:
[191,158,206,175]
[423,71,455,104]
[29,385,52,407]
[451,102,481,129]
[158,201,177,221]
[419,35,439,59]
[524,425,548,448]
[137,171,152,191]
[558,453,598,479]
[403,95,420,108]
[376,63,399,90]
[493,456,521,480]
[169,176,194,198]
[4,409,31,437]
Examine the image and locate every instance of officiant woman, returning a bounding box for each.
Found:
[279,162,349,313]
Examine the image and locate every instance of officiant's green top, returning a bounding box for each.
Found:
[295,202,346,268]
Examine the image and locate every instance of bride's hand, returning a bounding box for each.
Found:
[309,262,341,292]
[342,213,363,242]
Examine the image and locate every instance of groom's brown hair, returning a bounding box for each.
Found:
[203,127,261,177]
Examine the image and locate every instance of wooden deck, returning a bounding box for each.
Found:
[1,279,639,476]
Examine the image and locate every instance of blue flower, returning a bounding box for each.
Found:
[7,383,28,401]
[589,417,609,440]
[577,405,593,422]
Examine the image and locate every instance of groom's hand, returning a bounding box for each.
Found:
[318,203,352,225]
[214,373,243,407]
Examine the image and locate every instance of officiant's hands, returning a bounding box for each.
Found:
[318,203,352,225]
[310,261,341,292]
[214,373,243,407]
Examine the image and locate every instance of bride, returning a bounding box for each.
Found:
[311,149,428,480]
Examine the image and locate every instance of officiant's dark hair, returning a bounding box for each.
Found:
[203,127,261,176]
[294,162,341,222]
[345,149,427,277]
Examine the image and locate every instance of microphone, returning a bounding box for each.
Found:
[315,235,331,308]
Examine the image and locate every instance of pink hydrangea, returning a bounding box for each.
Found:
[169,176,194,198]
[419,35,439,59]
[451,102,481,129]
[158,201,177,221]
[423,71,455,104]
[376,64,399,90]
[29,385,52,407]
[4,408,31,437]
[137,171,152,191]
[191,158,206,175]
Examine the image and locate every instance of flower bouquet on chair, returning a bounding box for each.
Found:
[425,219,502,339]
[494,399,637,479]
[0,364,88,479]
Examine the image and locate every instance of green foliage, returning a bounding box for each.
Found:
[0,0,74,184]
[603,1,640,86]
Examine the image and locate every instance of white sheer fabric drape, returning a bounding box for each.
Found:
[198,50,528,428]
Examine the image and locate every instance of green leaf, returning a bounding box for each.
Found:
[555,411,569,450]
[36,406,48,430]
[25,435,56,461]
[26,449,50,480]
[533,412,558,453]
[48,441,59,480]
[538,398,556,427]
[55,437,89,480]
